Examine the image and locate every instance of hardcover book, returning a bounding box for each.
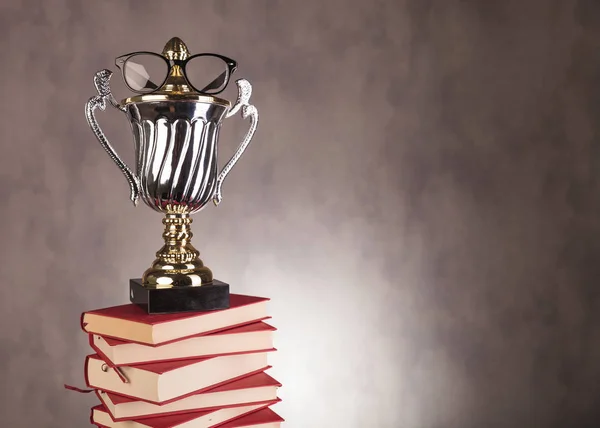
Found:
[216,408,284,428]
[91,321,276,366]
[96,371,281,421]
[90,401,275,428]
[85,350,274,403]
[82,295,269,346]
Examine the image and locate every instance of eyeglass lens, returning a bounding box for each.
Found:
[123,54,168,93]
[185,55,230,94]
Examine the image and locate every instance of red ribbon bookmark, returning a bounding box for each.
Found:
[64,384,94,393]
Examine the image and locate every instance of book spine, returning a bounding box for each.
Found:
[80,312,88,333]
[84,355,91,388]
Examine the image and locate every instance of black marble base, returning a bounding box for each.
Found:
[129,278,230,314]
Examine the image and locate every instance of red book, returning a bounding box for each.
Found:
[97,371,282,421]
[82,294,269,346]
[91,321,276,366]
[90,400,278,427]
[85,349,274,404]
[214,408,284,428]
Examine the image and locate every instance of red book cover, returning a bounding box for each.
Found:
[82,295,268,327]
[105,371,281,404]
[90,321,277,367]
[81,294,270,346]
[96,371,281,421]
[213,407,285,427]
[85,350,275,405]
[100,321,276,347]
[91,400,279,428]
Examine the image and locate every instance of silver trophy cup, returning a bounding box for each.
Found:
[85,38,258,294]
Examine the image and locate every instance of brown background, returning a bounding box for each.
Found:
[1,1,599,427]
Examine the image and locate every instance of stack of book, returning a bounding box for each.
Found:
[80,294,284,427]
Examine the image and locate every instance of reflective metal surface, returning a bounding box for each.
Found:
[126,98,228,213]
[215,79,258,205]
[84,37,259,288]
[143,211,213,288]
[85,70,140,206]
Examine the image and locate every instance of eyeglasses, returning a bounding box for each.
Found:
[115,52,238,96]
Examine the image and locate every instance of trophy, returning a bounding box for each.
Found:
[85,37,258,314]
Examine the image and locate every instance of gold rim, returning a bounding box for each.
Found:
[121,93,231,107]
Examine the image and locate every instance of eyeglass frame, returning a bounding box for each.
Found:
[114,51,238,96]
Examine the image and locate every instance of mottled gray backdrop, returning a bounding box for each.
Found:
[0,1,599,427]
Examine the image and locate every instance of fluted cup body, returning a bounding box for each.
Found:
[125,99,229,214]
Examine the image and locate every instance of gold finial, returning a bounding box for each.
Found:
[162,37,190,61]
[158,37,192,94]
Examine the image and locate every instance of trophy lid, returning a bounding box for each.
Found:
[120,37,231,107]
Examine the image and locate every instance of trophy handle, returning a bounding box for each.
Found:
[213,79,259,206]
[85,69,141,206]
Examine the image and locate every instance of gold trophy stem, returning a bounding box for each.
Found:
[142,212,213,288]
